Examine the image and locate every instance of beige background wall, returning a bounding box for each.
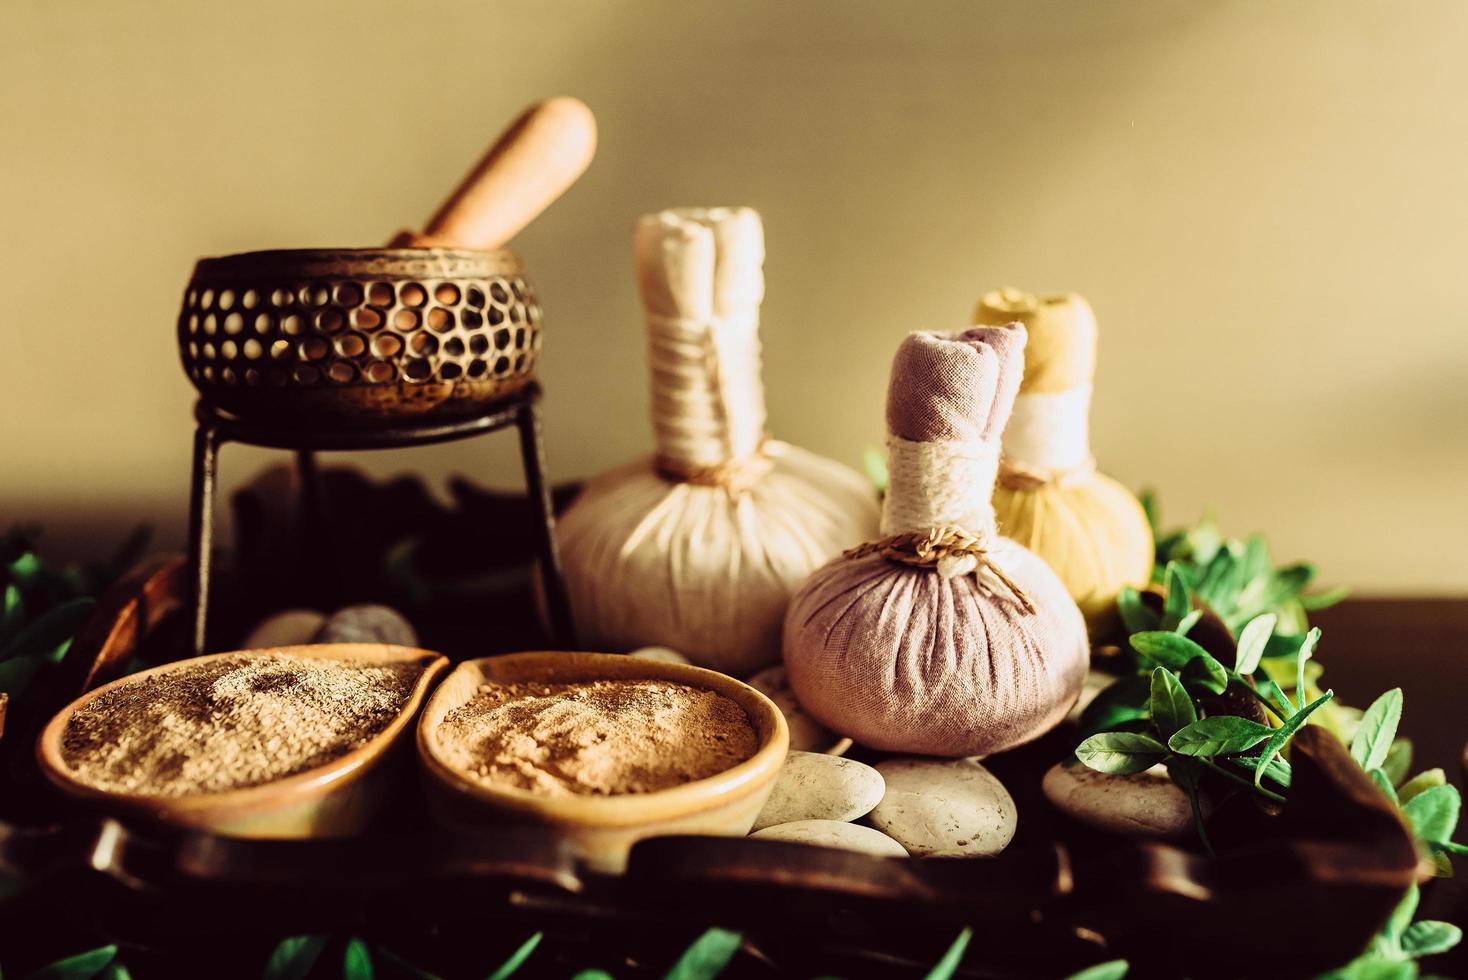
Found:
[2,1,1465,593]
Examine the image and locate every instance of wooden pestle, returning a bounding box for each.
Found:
[390,96,597,251]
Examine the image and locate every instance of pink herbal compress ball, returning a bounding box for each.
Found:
[782,326,1088,757]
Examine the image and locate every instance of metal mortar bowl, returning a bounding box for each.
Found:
[177,248,543,426]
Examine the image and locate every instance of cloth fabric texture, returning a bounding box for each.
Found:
[783,325,1088,756]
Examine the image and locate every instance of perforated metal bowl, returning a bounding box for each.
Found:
[177,248,543,425]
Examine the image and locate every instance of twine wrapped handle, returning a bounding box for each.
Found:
[843,526,1036,614]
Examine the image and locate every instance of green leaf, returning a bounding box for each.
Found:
[7,552,41,588]
[570,974,615,980]
[1233,613,1276,675]
[1353,689,1405,772]
[486,933,542,980]
[664,928,741,980]
[1129,631,1209,670]
[343,939,373,980]
[1300,585,1350,611]
[1,597,94,662]
[1077,675,1151,737]
[1166,756,1214,855]
[1168,716,1273,757]
[1295,627,1320,710]
[1403,785,1461,845]
[1434,839,1468,857]
[1162,563,1192,629]
[1231,752,1292,789]
[1064,962,1129,980]
[923,928,972,980]
[1180,654,1228,696]
[1384,884,1420,946]
[1254,690,1334,787]
[1258,678,1295,716]
[23,946,117,980]
[1399,770,1447,805]
[1116,585,1157,635]
[1325,958,1418,980]
[1075,732,1168,775]
[1174,609,1203,637]
[1383,739,1415,787]
[0,585,22,644]
[1371,768,1400,807]
[1401,921,1462,958]
[1149,667,1195,740]
[263,935,328,980]
[96,965,130,980]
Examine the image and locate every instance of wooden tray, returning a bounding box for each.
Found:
[0,553,1422,978]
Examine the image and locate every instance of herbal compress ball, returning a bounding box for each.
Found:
[556,208,879,675]
[975,289,1153,632]
[782,326,1088,757]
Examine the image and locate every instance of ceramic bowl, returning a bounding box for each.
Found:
[37,644,448,838]
[417,651,789,872]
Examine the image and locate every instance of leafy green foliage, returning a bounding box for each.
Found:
[923,928,972,980]
[1140,494,1345,634]
[663,928,741,980]
[1168,716,1273,757]
[21,946,116,980]
[1075,732,1168,775]
[343,939,373,980]
[1148,668,1195,740]
[1352,689,1404,772]
[485,933,542,980]
[263,935,328,980]
[1064,962,1129,980]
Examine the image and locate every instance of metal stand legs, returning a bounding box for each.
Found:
[184,385,576,657]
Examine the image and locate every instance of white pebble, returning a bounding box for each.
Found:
[750,820,908,857]
[242,609,326,650]
[628,646,691,664]
[1042,761,1198,839]
[870,758,1017,857]
[751,751,885,831]
[746,665,844,753]
[316,604,417,646]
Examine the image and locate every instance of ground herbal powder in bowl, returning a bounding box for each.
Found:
[40,646,446,837]
[435,679,759,796]
[417,652,790,872]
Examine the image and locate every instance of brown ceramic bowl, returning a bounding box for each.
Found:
[177,248,543,426]
[417,651,789,872]
[37,644,448,838]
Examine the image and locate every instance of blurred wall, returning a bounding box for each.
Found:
[2,0,1465,593]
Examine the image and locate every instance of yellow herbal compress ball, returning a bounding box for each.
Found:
[975,289,1153,634]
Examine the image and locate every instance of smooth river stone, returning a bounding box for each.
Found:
[870,758,1017,857]
[1042,761,1196,839]
[243,609,326,650]
[314,604,418,646]
[629,646,691,665]
[750,820,908,857]
[746,665,845,753]
[751,751,886,831]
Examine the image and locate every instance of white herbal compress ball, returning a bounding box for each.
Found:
[556,208,880,674]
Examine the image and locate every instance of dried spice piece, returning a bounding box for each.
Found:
[436,678,758,796]
[61,654,422,797]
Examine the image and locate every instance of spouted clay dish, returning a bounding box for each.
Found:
[38,644,447,837]
[418,652,788,872]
